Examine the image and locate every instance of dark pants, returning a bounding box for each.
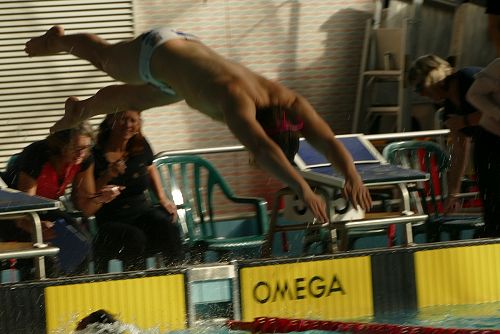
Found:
[94,201,184,272]
[473,128,500,237]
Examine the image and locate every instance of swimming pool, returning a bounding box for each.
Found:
[2,239,499,333]
[356,301,500,329]
[72,302,500,333]
[68,302,500,334]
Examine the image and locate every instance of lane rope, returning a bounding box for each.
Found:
[227,316,500,334]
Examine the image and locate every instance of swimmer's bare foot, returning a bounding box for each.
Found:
[25,26,64,57]
[50,96,85,133]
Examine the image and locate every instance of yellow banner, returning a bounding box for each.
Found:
[415,243,500,307]
[45,274,186,333]
[240,257,373,321]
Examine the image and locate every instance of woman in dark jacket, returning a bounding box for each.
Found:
[73,110,184,272]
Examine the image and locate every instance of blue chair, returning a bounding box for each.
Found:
[153,155,269,262]
[383,140,483,242]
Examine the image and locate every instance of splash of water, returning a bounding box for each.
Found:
[74,321,156,334]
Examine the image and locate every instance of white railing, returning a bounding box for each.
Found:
[155,129,450,158]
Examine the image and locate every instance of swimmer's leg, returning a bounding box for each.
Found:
[26,25,143,83]
[25,26,65,56]
[50,96,86,133]
[51,84,182,133]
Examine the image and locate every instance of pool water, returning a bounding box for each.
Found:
[411,302,499,329]
[72,302,499,333]
[347,301,500,330]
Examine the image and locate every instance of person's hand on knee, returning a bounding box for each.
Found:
[159,199,178,222]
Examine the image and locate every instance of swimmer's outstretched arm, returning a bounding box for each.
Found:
[51,84,182,133]
[224,95,329,223]
[290,95,372,211]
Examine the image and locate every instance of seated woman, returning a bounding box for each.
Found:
[73,110,184,272]
[0,122,97,277]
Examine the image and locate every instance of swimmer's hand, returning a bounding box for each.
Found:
[343,173,372,211]
[90,185,125,204]
[302,189,329,223]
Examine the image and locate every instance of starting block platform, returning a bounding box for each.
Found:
[295,135,428,187]
[262,134,429,255]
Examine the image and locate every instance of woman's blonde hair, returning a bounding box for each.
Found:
[407,54,453,90]
[46,121,94,156]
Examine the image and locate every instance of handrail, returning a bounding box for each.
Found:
[363,129,449,141]
[156,145,245,157]
[332,214,428,229]
[155,129,450,158]
[0,245,59,261]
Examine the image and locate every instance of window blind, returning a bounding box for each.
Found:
[0,0,134,169]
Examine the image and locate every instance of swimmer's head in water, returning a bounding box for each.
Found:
[75,309,141,334]
[76,309,117,331]
[256,106,302,162]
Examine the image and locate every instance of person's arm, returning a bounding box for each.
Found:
[466,74,500,121]
[443,130,471,213]
[147,165,178,221]
[224,94,329,223]
[72,163,122,217]
[16,171,38,195]
[290,95,372,211]
[443,110,482,130]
